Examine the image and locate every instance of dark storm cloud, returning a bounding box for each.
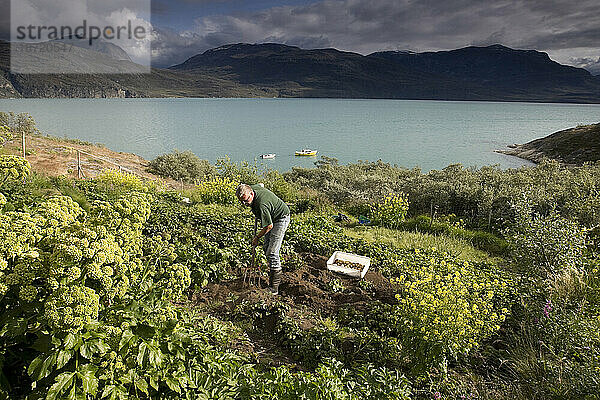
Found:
[150,0,600,67]
[571,56,600,75]
[151,1,170,15]
[151,27,209,67]
[180,0,236,3]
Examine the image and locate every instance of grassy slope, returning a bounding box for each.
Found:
[0,134,187,188]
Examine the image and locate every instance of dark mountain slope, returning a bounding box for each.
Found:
[170,43,507,100]
[369,44,600,102]
[2,40,600,102]
[0,40,274,98]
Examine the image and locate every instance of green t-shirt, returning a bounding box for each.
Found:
[250,184,290,228]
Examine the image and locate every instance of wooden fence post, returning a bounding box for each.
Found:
[22,132,25,158]
[77,150,82,179]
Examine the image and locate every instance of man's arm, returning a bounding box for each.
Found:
[252,224,273,247]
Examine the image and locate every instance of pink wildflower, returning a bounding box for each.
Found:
[543,299,552,317]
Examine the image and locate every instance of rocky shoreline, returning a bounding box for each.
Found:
[496,123,600,165]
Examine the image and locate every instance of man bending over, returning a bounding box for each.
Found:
[236,183,290,295]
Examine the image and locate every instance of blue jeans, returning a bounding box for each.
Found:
[262,215,290,272]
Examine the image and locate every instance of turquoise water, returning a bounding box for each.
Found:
[2,98,600,171]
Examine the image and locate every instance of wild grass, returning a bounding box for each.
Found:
[343,225,503,264]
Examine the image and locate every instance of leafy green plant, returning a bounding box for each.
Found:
[239,359,413,400]
[358,279,375,292]
[324,278,345,293]
[0,170,208,398]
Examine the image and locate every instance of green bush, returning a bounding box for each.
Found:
[0,112,39,136]
[147,150,215,183]
[262,169,298,203]
[389,249,513,372]
[94,169,159,196]
[215,155,259,184]
[506,198,587,277]
[285,160,600,231]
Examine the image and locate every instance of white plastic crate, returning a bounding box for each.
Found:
[326,251,370,279]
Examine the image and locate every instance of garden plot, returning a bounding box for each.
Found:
[192,252,397,365]
[194,252,396,317]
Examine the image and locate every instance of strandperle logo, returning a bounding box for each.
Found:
[15,20,147,46]
[10,0,151,74]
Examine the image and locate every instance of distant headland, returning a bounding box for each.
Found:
[497,123,600,165]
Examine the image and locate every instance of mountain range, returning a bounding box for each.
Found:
[2,40,600,102]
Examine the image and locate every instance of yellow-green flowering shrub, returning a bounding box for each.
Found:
[0,155,30,187]
[194,176,237,205]
[389,248,513,370]
[94,169,157,194]
[370,193,409,229]
[0,177,201,398]
[0,125,12,144]
[0,193,150,332]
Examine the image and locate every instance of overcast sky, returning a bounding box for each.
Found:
[3,0,600,72]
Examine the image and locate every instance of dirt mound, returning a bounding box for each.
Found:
[191,252,398,367]
[194,252,397,317]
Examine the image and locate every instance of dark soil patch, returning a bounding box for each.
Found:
[191,252,397,366]
[193,252,396,317]
[245,331,304,370]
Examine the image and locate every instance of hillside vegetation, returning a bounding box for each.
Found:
[1,120,600,399]
[497,123,600,165]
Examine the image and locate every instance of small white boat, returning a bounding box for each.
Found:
[295,149,317,156]
[260,153,276,159]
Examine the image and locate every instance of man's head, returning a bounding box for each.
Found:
[236,184,254,207]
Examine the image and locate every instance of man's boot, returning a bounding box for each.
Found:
[268,269,282,295]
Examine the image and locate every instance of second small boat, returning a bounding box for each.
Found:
[295,149,317,156]
[260,153,276,159]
